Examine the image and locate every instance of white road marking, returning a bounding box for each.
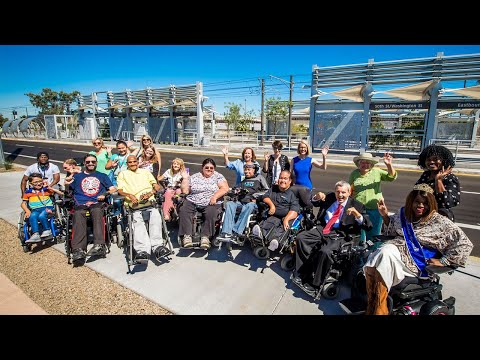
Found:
[71,150,89,153]
[456,222,480,230]
[462,191,480,195]
[15,144,34,147]
[4,152,63,164]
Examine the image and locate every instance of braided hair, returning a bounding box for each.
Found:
[417,144,455,170]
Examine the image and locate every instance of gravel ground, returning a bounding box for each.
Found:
[0,219,172,315]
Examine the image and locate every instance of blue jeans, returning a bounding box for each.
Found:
[222,201,257,235]
[28,207,52,234]
[361,208,383,242]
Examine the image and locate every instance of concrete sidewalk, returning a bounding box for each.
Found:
[1,170,480,315]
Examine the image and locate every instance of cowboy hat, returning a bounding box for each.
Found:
[353,152,379,167]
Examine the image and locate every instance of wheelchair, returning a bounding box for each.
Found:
[212,188,264,251]
[340,237,457,315]
[119,192,174,272]
[17,192,69,253]
[291,231,367,300]
[158,179,181,224]
[175,195,223,251]
[62,194,119,265]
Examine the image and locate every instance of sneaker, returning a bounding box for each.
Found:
[182,235,193,248]
[200,236,211,250]
[86,244,106,257]
[291,273,304,287]
[154,245,171,260]
[25,232,41,243]
[216,233,233,242]
[72,248,86,264]
[134,251,149,264]
[40,229,52,238]
[268,239,279,251]
[252,224,263,239]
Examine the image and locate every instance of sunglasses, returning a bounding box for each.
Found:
[31,181,44,185]
[142,139,151,142]
[127,161,138,163]
[85,160,97,164]
[203,166,214,170]
[93,142,102,145]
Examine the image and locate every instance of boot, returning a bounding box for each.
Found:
[364,267,389,315]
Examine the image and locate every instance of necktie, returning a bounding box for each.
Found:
[323,204,343,234]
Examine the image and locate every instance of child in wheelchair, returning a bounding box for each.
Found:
[216,163,268,245]
[21,173,64,244]
[157,158,189,222]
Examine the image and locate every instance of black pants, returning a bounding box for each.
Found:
[178,199,221,239]
[295,226,346,287]
[72,202,105,251]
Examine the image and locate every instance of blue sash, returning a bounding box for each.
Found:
[400,207,437,278]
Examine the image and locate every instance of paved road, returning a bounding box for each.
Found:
[3,138,480,257]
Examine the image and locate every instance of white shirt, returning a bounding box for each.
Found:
[324,198,363,228]
[24,162,60,184]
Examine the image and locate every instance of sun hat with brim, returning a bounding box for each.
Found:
[353,152,379,167]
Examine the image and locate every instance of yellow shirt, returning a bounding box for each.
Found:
[117,168,157,205]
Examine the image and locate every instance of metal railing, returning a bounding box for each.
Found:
[428,138,478,161]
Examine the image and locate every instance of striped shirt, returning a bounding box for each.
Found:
[22,187,54,210]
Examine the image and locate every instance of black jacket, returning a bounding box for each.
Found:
[312,192,372,235]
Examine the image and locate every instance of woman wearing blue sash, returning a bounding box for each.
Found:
[363,184,473,315]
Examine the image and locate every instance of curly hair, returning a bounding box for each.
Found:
[417,144,455,170]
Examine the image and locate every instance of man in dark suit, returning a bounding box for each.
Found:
[292,180,372,293]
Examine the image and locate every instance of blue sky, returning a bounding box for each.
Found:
[1,45,480,118]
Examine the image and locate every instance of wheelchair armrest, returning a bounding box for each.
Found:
[372,235,396,242]
[426,265,457,275]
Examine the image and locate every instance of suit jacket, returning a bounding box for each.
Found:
[312,192,372,235]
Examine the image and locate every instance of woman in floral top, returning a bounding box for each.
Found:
[415,144,460,221]
[178,158,229,250]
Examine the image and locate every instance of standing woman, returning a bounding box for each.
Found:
[263,140,290,187]
[137,144,158,175]
[290,140,328,190]
[348,152,397,242]
[221,146,260,186]
[131,135,162,180]
[88,137,112,175]
[415,144,460,221]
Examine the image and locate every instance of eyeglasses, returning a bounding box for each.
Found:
[31,181,43,185]
[203,166,214,170]
[85,160,97,164]
[93,142,102,145]
[127,161,138,163]
[142,139,151,142]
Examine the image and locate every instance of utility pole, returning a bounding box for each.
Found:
[260,78,265,145]
[287,75,294,149]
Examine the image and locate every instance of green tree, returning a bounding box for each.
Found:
[0,114,9,128]
[236,108,255,132]
[223,102,242,137]
[25,88,80,115]
[265,97,288,135]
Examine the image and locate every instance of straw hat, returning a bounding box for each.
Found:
[353,152,379,167]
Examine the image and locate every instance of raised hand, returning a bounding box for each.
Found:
[435,165,452,180]
[264,151,270,161]
[377,198,388,217]
[221,145,229,155]
[105,145,113,154]
[126,140,135,148]
[321,146,329,156]
[346,207,360,218]
[383,152,393,165]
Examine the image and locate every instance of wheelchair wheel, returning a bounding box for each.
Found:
[18,211,26,241]
[116,223,125,248]
[280,254,295,271]
[420,300,451,315]
[253,246,270,260]
[22,245,31,253]
[321,282,340,300]
[212,238,221,247]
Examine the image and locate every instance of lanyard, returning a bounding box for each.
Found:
[37,163,49,179]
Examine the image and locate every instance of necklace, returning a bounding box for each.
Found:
[412,218,422,225]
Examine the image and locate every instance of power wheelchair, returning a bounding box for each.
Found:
[291,231,366,300]
[18,188,68,253]
[175,194,223,251]
[339,236,457,315]
[118,191,174,272]
[62,193,120,266]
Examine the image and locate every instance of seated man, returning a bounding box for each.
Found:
[21,151,60,198]
[217,163,269,243]
[292,180,372,293]
[117,155,165,264]
[252,170,299,251]
[67,154,116,265]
